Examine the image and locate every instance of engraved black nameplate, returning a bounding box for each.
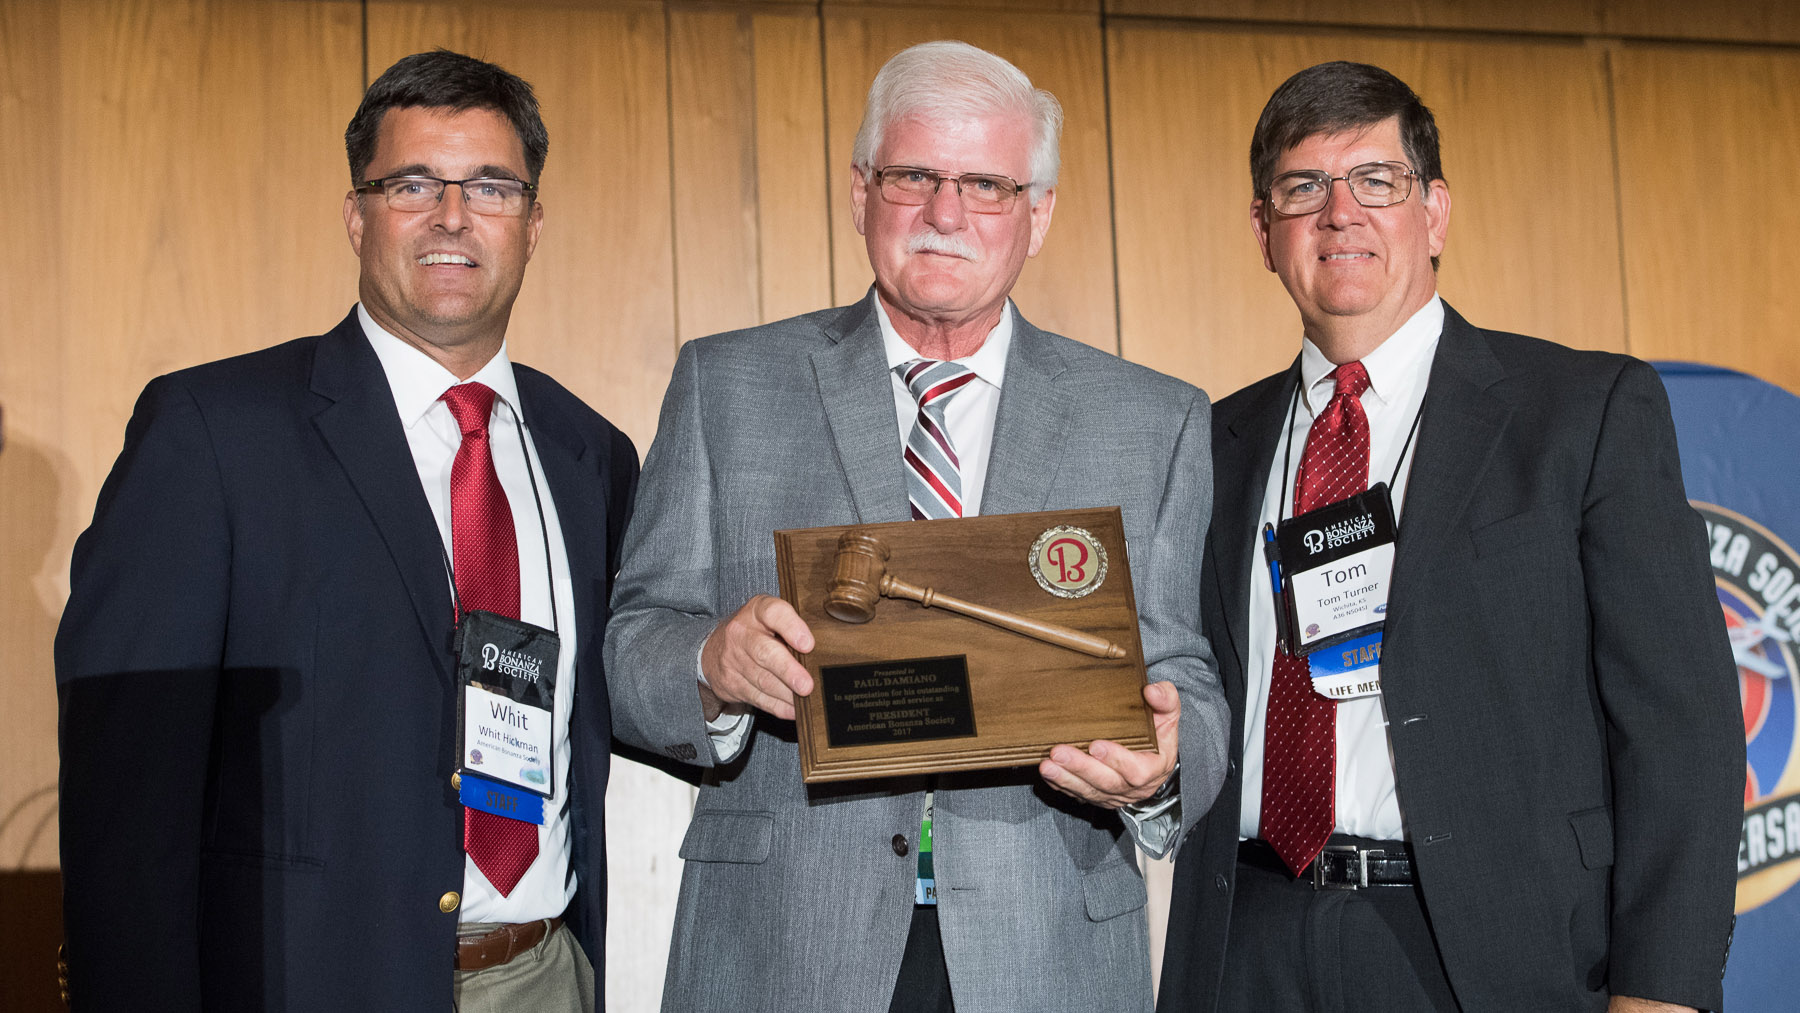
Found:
[820,655,978,747]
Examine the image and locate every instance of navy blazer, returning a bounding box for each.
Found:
[1159,305,1741,1012]
[56,311,637,1011]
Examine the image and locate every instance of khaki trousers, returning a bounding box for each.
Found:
[452,921,594,1013]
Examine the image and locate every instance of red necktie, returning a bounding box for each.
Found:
[442,382,538,897]
[1260,361,1371,876]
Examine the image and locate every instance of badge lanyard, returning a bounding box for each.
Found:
[1263,366,1423,664]
[446,399,563,823]
[1273,365,1425,534]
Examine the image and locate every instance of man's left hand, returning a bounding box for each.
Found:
[1039,681,1179,809]
[1608,998,1695,1013]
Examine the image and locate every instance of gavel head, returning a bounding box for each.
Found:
[824,530,891,623]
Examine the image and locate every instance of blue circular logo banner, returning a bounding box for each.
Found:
[1656,362,1800,1008]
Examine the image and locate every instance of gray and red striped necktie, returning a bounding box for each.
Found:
[442,381,538,897]
[1260,360,1372,876]
[898,359,977,520]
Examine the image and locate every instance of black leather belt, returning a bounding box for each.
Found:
[1238,838,1416,889]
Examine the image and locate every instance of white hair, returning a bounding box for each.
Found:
[851,40,1064,201]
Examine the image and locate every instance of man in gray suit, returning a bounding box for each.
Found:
[1158,61,1741,1013]
[606,41,1226,1011]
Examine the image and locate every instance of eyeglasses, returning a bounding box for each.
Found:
[354,175,537,217]
[870,165,1031,213]
[1264,161,1417,216]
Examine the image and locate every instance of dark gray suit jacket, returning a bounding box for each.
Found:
[605,297,1227,1012]
[1159,305,1742,1012]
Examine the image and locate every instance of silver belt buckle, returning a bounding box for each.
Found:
[1313,844,1369,889]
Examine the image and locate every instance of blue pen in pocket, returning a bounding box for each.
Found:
[1263,522,1289,651]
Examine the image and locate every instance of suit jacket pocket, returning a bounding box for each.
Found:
[679,810,775,864]
[1082,858,1148,922]
[1470,504,1571,559]
[1568,805,1615,870]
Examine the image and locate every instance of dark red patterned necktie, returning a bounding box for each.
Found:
[1260,361,1371,876]
[442,382,537,897]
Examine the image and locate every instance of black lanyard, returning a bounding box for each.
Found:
[1276,362,1426,524]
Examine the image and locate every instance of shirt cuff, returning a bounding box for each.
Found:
[705,709,753,762]
[697,638,753,763]
[1121,792,1181,860]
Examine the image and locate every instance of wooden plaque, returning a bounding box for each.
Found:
[774,507,1153,783]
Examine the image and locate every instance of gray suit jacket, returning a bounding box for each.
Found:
[1159,305,1742,1012]
[605,297,1226,1012]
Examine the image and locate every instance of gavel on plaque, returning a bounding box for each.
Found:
[822,530,1127,660]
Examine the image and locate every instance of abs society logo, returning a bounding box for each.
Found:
[1700,502,1800,912]
[1028,525,1108,599]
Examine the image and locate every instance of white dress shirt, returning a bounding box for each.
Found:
[359,305,578,924]
[1238,296,1443,843]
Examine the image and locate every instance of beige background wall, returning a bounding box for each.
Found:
[4,1,1796,1008]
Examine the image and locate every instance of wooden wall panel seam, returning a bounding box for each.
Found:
[1099,4,1800,50]
[662,1,688,351]
[1099,12,1800,54]
[359,0,370,88]
[816,7,840,305]
[1598,42,1634,359]
[747,13,766,324]
[1098,7,1124,357]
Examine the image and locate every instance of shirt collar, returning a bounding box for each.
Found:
[872,292,1013,390]
[358,303,520,429]
[1298,294,1442,415]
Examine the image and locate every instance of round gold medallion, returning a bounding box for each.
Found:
[1028,525,1108,598]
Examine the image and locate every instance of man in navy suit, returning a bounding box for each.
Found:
[55,50,635,1011]
[1158,61,1740,1013]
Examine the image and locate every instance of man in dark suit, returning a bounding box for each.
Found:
[55,51,635,1011]
[1158,61,1742,1013]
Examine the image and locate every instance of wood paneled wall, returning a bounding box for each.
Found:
[1110,24,1630,390]
[4,1,1796,1008]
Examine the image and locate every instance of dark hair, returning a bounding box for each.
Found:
[345,50,548,185]
[1249,61,1442,200]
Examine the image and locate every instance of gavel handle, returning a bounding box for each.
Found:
[880,575,1127,660]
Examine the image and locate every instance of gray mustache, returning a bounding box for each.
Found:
[907,233,980,260]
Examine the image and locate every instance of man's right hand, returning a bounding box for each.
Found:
[698,594,816,721]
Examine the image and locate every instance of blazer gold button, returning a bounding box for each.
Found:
[451,772,462,790]
[891,834,909,857]
[439,891,461,913]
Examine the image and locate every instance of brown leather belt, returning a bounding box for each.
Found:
[455,915,564,970]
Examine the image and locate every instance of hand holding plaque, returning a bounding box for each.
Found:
[774,507,1154,782]
[697,593,815,722]
[1039,679,1181,809]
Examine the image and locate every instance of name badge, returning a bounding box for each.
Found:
[1273,484,1397,659]
[454,610,559,824]
[1308,630,1384,701]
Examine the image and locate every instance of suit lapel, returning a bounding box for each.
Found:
[309,312,456,681]
[1386,305,1511,630]
[1210,366,1298,702]
[812,298,911,523]
[981,311,1071,516]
